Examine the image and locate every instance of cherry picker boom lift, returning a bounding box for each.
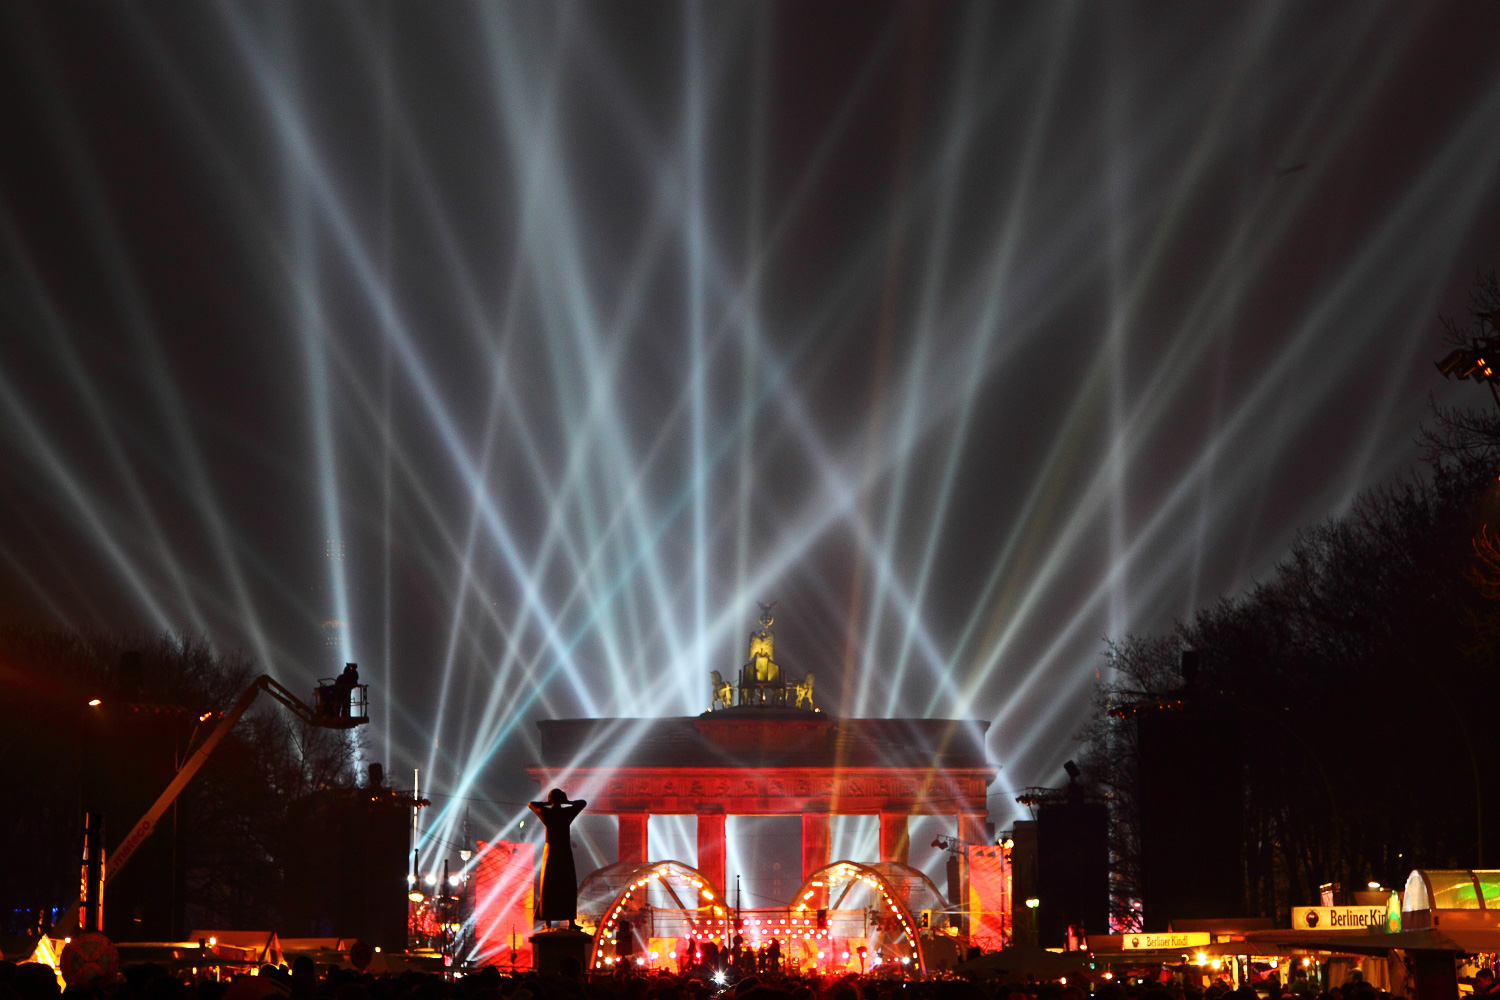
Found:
[62,671,369,934]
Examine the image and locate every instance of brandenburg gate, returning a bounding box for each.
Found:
[526,607,995,896]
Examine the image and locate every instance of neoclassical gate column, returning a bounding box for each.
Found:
[879,811,910,866]
[801,811,831,881]
[957,812,988,846]
[618,812,649,864]
[696,810,726,891]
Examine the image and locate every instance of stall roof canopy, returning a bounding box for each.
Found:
[1243,927,1500,956]
[1403,871,1500,913]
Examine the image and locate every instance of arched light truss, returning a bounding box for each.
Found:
[790,860,947,974]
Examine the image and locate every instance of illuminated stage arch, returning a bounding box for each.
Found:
[791,861,947,973]
[579,859,727,970]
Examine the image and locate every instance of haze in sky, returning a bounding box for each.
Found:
[1,2,1499,888]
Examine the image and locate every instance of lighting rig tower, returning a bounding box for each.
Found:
[1014,761,1107,950]
[929,834,970,931]
[1112,650,1249,932]
[931,829,999,939]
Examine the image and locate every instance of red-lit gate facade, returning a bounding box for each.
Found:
[527,711,993,891]
[527,708,995,959]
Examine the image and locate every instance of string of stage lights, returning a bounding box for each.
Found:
[2,2,1500,898]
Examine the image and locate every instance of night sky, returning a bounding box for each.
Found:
[2,2,1500,884]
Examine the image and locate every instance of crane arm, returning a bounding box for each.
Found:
[102,676,271,883]
[257,674,324,726]
[58,673,352,932]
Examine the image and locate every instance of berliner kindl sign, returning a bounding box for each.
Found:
[1291,906,1387,930]
[1123,932,1211,950]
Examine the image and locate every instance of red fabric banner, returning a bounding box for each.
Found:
[472,840,535,969]
[967,845,1009,952]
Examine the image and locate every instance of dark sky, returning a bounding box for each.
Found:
[2,1,1500,879]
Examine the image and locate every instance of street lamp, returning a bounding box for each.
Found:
[1436,348,1491,381]
[1436,315,1500,409]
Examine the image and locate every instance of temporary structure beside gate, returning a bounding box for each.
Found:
[1240,874,1500,1000]
[1402,870,1500,930]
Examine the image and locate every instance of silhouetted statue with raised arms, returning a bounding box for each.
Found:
[529,788,587,928]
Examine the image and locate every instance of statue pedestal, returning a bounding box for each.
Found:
[530,928,592,976]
